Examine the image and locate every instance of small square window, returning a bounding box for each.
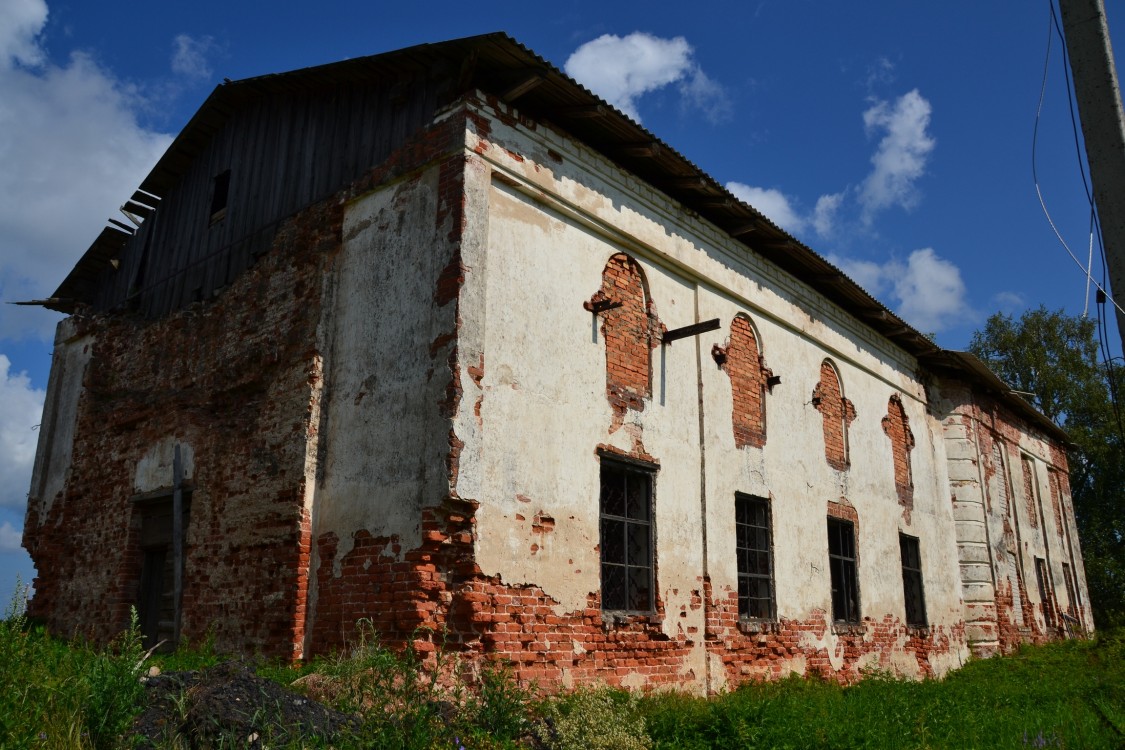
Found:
[827,518,860,623]
[736,494,774,620]
[899,534,927,627]
[600,460,654,613]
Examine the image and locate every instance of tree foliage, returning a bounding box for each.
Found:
[969,306,1125,628]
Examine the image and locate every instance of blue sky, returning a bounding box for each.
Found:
[0,0,1120,606]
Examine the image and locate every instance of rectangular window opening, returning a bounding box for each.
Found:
[600,459,654,614]
[209,169,231,225]
[899,534,927,627]
[735,494,774,620]
[1062,562,1078,614]
[827,518,860,623]
[1034,556,1057,627]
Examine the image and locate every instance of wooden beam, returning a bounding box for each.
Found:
[728,223,758,237]
[619,142,661,158]
[663,176,711,191]
[557,104,608,118]
[503,71,546,101]
[663,318,721,344]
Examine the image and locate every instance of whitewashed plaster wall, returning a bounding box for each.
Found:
[454,95,970,678]
[310,165,459,575]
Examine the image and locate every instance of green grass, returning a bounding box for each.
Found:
[640,635,1125,749]
[2,582,1122,750]
[0,579,144,750]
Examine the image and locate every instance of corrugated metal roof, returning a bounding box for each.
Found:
[47,32,1063,441]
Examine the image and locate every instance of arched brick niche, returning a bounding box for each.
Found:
[711,314,771,449]
[585,253,662,424]
[811,359,855,470]
[882,394,915,509]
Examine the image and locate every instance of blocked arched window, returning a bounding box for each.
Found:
[882,394,915,508]
[586,253,661,422]
[812,359,855,470]
[712,314,770,448]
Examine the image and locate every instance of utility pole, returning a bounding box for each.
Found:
[1059,0,1125,352]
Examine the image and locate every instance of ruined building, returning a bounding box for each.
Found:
[23,34,1092,692]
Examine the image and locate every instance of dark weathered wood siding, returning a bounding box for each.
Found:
[93,75,446,317]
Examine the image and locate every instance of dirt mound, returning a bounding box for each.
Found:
[133,661,357,748]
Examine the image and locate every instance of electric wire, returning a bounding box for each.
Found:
[1044,0,1125,443]
[1034,2,1125,320]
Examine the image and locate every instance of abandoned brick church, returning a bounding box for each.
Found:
[23,33,1092,693]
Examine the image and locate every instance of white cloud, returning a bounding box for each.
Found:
[830,248,974,332]
[993,291,1025,312]
[0,0,47,68]
[171,34,216,80]
[727,182,806,235]
[726,182,846,242]
[0,521,23,553]
[811,192,845,239]
[565,32,728,124]
[0,355,45,510]
[891,248,973,331]
[859,89,935,222]
[0,4,173,339]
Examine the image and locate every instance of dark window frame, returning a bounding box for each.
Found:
[899,534,928,627]
[827,518,860,623]
[599,458,656,614]
[735,493,775,620]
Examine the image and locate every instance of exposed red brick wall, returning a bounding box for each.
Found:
[712,315,770,449]
[25,107,477,659]
[310,495,696,690]
[882,395,915,509]
[812,360,855,470]
[311,490,963,690]
[585,254,663,426]
[24,198,341,659]
[704,595,964,684]
[946,387,1085,650]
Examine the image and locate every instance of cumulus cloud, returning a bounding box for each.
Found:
[859,89,935,222]
[0,521,23,553]
[171,34,217,80]
[726,181,846,242]
[565,32,729,124]
[726,182,806,235]
[811,192,845,239]
[0,355,45,510]
[0,0,48,68]
[830,248,974,332]
[0,3,173,339]
[724,89,934,249]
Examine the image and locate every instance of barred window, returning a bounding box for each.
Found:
[736,494,774,619]
[600,460,654,613]
[899,534,927,627]
[827,518,860,623]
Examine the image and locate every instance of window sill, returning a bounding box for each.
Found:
[602,612,662,628]
[831,621,866,636]
[737,619,779,635]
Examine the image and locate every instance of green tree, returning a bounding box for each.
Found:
[969,306,1124,628]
